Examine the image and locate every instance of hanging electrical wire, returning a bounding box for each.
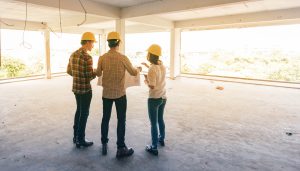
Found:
[59,0,63,34]
[20,0,32,49]
[77,0,87,26]
[41,22,60,38]
[39,0,63,39]
[23,0,27,41]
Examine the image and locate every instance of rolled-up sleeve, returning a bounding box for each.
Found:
[122,56,138,76]
[67,58,72,76]
[85,56,95,80]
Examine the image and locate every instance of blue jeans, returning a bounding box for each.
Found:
[73,91,92,140]
[148,98,167,149]
[101,95,127,149]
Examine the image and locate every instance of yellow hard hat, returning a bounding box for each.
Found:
[147,44,161,56]
[81,32,96,41]
[107,31,121,40]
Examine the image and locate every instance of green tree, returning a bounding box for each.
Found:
[2,57,25,77]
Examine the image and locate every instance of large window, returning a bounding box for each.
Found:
[181,24,300,82]
[50,33,100,73]
[0,29,45,79]
[125,32,170,72]
[0,31,100,79]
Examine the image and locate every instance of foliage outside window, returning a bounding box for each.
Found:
[0,29,45,79]
[125,32,170,72]
[181,25,300,82]
[50,33,100,73]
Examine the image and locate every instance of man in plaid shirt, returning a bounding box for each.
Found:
[67,32,97,148]
[96,32,142,158]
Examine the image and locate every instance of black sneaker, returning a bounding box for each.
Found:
[116,146,134,159]
[102,144,107,155]
[145,145,158,156]
[159,140,165,146]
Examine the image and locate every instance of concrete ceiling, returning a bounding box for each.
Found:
[0,1,110,25]
[90,0,160,8]
[157,0,300,21]
[0,0,300,33]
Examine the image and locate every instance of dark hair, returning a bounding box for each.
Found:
[148,53,159,65]
[108,39,120,48]
[81,40,92,46]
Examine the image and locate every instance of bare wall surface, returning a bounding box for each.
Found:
[0,77,299,171]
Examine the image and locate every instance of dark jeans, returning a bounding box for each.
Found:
[101,95,127,149]
[73,91,92,140]
[148,98,167,148]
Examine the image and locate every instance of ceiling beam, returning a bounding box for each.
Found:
[50,26,104,35]
[125,24,170,33]
[127,16,174,29]
[12,0,120,19]
[0,18,45,30]
[175,7,300,29]
[46,15,112,30]
[121,0,260,18]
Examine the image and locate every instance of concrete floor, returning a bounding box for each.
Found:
[0,76,299,171]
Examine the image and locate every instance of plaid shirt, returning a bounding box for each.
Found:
[96,49,139,99]
[67,48,96,94]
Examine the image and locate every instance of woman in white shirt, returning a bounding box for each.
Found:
[142,44,167,156]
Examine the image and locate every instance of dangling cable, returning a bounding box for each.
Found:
[20,0,32,49]
[22,0,27,46]
[41,22,60,38]
[59,0,62,34]
[77,0,87,26]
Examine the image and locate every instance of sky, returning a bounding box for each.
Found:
[181,24,300,53]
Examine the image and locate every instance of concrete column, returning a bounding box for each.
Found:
[44,29,51,79]
[115,19,126,54]
[170,28,181,79]
[100,33,107,55]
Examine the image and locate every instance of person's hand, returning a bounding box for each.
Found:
[144,80,148,85]
[137,67,142,72]
[91,73,96,80]
[93,69,97,77]
[141,62,149,68]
